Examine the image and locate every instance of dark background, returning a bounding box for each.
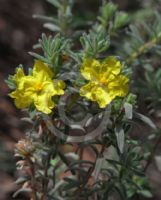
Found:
[0,0,161,199]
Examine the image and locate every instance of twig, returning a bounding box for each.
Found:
[41,152,51,200]
[28,159,38,200]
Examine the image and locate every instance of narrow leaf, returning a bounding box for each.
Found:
[134,112,157,130]
[115,127,125,154]
[124,102,133,119]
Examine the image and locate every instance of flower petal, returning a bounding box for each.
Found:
[80,82,112,108]
[108,75,129,99]
[80,58,101,81]
[33,60,54,81]
[9,90,33,109]
[101,56,122,76]
[80,81,96,100]
[53,80,66,95]
[93,87,112,108]
[34,92,55,114]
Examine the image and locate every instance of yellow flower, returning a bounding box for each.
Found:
[80,56,129,108]
[10,60,65,114]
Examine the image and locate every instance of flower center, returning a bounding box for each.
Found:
[34,83,43,92]
[100,77,107,85]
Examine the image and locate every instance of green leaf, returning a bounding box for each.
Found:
[115,127,125,154]
[47,0,61,8]
[138,190,153,198]
[124,102,133,119]
[5,77,16,90]
[50,157,60,167]
[13,188,31,198]
[63,176,80,190]
[15,176,28,185]
[33,14,58,23]
[44,23,61,32]
[113,11,129,30]
[80,25,110,57]
[29,52,49,63]
[134,112,157,130]
[92,157,104,178]
[98,2,117,26]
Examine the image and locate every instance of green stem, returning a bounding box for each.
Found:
[60,0,69,36]
[63,0,67,13]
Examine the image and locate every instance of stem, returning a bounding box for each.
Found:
[78,147,84,181]
[60,0,69,36]
[125,37,160,66]
[76,141,111,197]
[28,159,38,200]
[41,153,51,200]
[63,0,67,13]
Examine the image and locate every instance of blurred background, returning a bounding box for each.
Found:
[0,0,161,199]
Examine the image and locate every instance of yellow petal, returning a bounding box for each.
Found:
[9,90,33,109]
[101,56,122,76]
[80,58,101,81]
[80,81,97,100]
[17,76,36,91]
[33,60,54,81]
[34,92,55,114]
[80,82,112,108]
[92,86,112,108]
[108,75,129,99]
[53,80,66,95]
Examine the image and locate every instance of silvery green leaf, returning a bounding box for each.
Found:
[98,2,117,23]
[29,52,49,63]
[13,188,31,198]
[92,157,104,179]
[50,157,60,167]
[103,145,119,160]
[47,0,61,8]
[20,117,33,124]
[33,15,57,23]
[139,190,153,198]
[49,180,65,194]
[15,176,28,185]
[115,127,125,154]
[124,102,133,119]
[134,112,157,130]
[44,23,60,32]
[114,11,129,29]
[155,156,161,172]
[64,152,79,160]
